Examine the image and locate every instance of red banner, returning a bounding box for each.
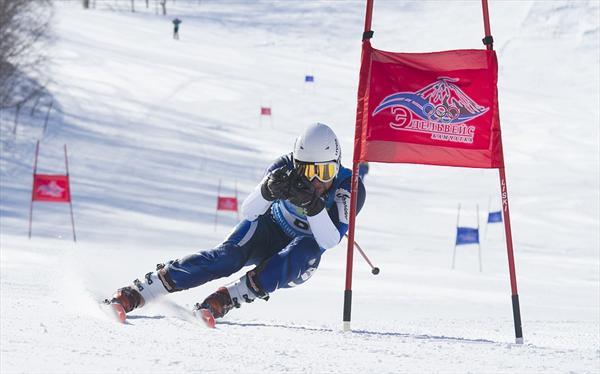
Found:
[217,196,238,212]
[357,42,504,168]
[32,174,71,202]
[260,107,272,116]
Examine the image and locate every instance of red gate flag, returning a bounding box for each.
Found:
[260,107,272,116]
[344,0,523,345]
[32,174,71,202]
[217,196,238,212]
[356,42,504,168]
[28,142,77,242]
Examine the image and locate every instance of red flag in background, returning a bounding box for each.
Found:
[357,42,504,168]
[217,196,238,212]
[32,174,71,202]
[260,107,272,116]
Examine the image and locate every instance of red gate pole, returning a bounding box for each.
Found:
[214,178,221,231]
[481,0,523,344]
[235,179,239,220]
[64,145,77,242]
[28,141,40,239]
[343,0,375,332]
[481,0,493,49]
[499,168,522,343]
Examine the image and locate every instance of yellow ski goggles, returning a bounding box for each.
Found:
[294,161,338,183]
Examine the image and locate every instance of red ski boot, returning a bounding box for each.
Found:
[104,286,145,323]
[194,287,236,328]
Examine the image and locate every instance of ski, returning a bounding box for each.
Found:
[193,306,216,329]
[101,297,217,328]
[102,299,127,323]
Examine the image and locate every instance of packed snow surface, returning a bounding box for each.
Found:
[1,1,598,373]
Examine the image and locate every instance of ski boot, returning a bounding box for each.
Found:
[104,286,144,323]
[105,269,171,323]
[194,272,269,328]
[194,287,236,328]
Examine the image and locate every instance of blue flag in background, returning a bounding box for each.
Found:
[305,75,314,82]
[456,227,479,245]
[487,211,502,223]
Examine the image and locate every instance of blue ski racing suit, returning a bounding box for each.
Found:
[159,153,366,298]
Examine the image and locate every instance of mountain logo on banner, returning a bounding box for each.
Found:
[37,180,66,198]
[372,77,489,144]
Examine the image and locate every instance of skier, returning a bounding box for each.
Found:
[172,18,182,40]
[106,123,366,326]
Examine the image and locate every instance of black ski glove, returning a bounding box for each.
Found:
[288,175,325,216]
[260,166,293,201]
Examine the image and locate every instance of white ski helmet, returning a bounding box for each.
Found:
[293,122,341,164]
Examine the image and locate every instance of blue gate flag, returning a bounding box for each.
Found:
[305,75,314,82]
[487,211,502,223]
[456,227,479,245]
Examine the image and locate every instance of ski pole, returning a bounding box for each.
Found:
[345,234,380,275]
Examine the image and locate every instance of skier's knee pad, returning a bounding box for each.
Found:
[286,255,321,287]
[279,236,322,288]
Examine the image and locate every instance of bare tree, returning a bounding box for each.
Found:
[0,0,53,108]
[130,0,135,12]
[82,0,90,9]
[159,0,167,16]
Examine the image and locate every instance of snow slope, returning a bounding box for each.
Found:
[1,1,598,373]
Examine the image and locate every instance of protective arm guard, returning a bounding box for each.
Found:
[241,180,273,221]
[307,209,341,249]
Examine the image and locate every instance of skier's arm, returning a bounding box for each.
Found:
[289,176,366,250]
[288,178,339,249]
[241,179,273,221]
[242,156,293,221]
[307,209,340,249]
[309,179,366,249]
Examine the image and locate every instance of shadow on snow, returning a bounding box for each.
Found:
[217,320,497,345]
